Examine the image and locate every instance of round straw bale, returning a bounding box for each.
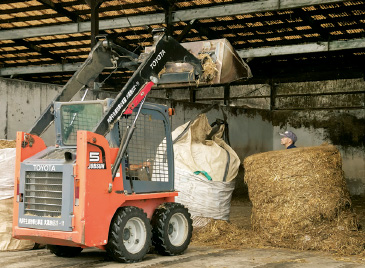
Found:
[243,144,363,252]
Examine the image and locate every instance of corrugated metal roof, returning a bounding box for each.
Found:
[0,0,365,86]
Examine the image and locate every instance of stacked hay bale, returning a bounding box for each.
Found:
[244,144,364,254]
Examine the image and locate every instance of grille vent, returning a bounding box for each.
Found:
[24,171,62,217]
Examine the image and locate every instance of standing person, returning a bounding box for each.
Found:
[280,130,297,149]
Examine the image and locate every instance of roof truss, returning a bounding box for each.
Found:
[2,37,364,76]
[0,0,347,40]
[0,0,364,84]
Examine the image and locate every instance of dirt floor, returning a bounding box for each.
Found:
[1,195,365,267]
[228,197,253,229]
[2,196,365,268]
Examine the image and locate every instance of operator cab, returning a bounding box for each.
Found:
[54,99,120,148]
[53,99,174,193]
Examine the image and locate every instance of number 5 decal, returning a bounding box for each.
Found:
[89,152,100,162]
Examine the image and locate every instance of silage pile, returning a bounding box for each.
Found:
[243,144,365,254]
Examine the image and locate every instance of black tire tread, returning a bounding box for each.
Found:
[106,206,152,263]
[47,245,83,258]
[151,202,192,256]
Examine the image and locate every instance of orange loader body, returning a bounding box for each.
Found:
[13,131,177,249]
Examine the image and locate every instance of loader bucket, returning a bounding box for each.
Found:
[145,38,252,86]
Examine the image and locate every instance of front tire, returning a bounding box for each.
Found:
[47,245,83,258]
[151,202,192,256]
[106,206,152,263]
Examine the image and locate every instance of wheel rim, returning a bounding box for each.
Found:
[168,213,189,247]
[123,217,147,254]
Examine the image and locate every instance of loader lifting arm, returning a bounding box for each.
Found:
[93,34,203,136]
[29,33,203,137]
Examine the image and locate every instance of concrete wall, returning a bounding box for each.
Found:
[272,79,365,195]
[162,101,273,162]
[0,78,118,145]
[273,124,365,195]
[0,78,62,144]
[149,79,365,196]
[0,77,364,195]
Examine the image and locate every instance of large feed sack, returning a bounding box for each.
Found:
[0,148,16,201]
[173,114,240,182]
[0,141,35,251]
[171,114,239,226]
[243,144,363,252]
[175,167,235,223]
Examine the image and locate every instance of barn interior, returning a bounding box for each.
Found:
[0,0,364,259]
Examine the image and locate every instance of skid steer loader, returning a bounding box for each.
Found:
[12,31,251,263]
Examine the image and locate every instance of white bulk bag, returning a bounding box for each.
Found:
[0,148,16,200]
[174,167,235,221]
[172,114,240,182]
[0,148,35,251]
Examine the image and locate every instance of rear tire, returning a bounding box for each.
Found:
[151,202,192,256]
[47,245,83,258]
[106,206,152,263]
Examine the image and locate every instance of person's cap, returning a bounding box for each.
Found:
[280,130,297,143]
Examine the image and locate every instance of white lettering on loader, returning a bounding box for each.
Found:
[150,50,166,69]
[33,164,56,171]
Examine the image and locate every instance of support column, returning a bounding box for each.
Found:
[85,0,104,87]
[224,84,230,106]
[85,0,104,48]
[270,81,277,111]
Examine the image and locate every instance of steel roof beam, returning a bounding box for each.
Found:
[151,0,176,36]
[0,63,83,76]
[1,37,364,76]
[0,0,347,41]
[194,20,222,40]
[176,19,196,42]
[238,38,365,58]
[293,8,330,41]
[173,0,346,21]
[37,0,80,23]
[11,39,64,64]
[151,0,171,9]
